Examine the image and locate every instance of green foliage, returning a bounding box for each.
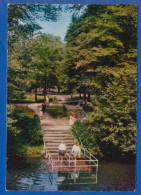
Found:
[24,146,44,158]
[46,105,68,119]
[8,4,62,44]
[72,120,103,157]
[27,34,65,100]
[8,4,64,103]
[67,5,137,159]
[49,97,53,103]
[7,106,43,157]
[7,5,137,159]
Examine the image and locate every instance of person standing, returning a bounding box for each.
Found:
[72,142,81,159]
[40,102,46,120]
[58,141,67,164]
[69,112,76,126]
[46,96,49,104]
[42,102,46,113]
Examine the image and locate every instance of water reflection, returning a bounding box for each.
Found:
[71,172,79,183]
[57,171,97,185]
[6,158,135,191]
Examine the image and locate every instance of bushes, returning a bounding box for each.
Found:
[71,118,136,160]
[7,105,43,157]
[71,120,103,157]
[14,115,42,146]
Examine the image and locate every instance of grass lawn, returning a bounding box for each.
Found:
[25,93,44,103]
[25,93,61,103]
[46,104,83,119]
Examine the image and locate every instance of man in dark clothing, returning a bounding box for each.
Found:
[42,103,46,113]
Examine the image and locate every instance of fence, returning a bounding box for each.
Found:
[44,146,98,174]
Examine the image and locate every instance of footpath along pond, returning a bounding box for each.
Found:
[6,157,136,191]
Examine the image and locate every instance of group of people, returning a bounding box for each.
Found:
[58,141,81,164]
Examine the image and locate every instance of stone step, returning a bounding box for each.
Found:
[44,136,72,139]
[43,129,71,131]
[44,136,73,140]
[42,126,70,131]
[46,146,73,150]
[44,140,74,144]
[43,131,71,134]
[43,133,73,136]
[46,149,72,153]
[47,152,72,155]
[45,143,74,146]
[43,132,72,135]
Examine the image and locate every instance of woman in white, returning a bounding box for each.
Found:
[72,142,81,159]
[58,141,66,164]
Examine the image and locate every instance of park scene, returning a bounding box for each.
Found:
[7,4,137,191]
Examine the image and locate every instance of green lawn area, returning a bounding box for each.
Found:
[46,104,83,119]
[25,93,44,103]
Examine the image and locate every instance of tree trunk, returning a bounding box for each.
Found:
[58,87,61,93]
[88,93,91,102]
[44,74,47,102]
[71,93,73,99]
[79,93,81,99]
[83,93,86,100]
[35,88,37,102]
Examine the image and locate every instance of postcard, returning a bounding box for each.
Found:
[0,0,141,194]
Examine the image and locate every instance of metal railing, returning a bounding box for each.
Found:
[44,144,98,174]
[43,123,98,175]
[72,124,98,169]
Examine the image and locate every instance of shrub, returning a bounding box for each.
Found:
[7,105,43,157]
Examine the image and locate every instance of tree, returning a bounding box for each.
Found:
[7,4,63,102]
[29,34,64,101]
[65,5,137,158]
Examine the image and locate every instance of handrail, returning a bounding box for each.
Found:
[45,147,54,172]
[72,125,98,169]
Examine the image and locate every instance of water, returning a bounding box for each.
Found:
[6,158,136,191]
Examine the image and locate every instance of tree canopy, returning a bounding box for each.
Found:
[65,4,137,158]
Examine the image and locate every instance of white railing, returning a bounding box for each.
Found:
[44,126,98,175]
[44,145,98,174]
[81,146,98,167]
[72,125,98,169]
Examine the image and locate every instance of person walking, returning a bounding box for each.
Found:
[42,102,46,113]
[58,141,66,164]
[40,102,46,120]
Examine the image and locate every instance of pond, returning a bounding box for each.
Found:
[6,158,136,191]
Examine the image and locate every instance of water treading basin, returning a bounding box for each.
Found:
[6,158,136,191]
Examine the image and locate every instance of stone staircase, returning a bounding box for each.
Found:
[43,126,75,159]
[43,125,98,173]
